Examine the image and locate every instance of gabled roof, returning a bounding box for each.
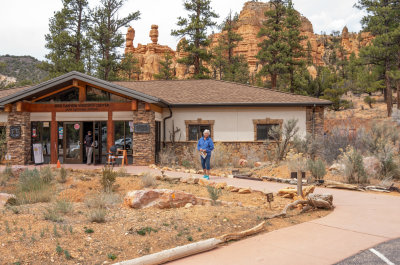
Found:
[0,71,164,107]
[0,72,331,108]
[114,79,331,107]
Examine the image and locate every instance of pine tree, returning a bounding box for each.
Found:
[284,0,307,93]
[306,40,313,66]
[154,54,176,80]
[356,0,400,117]
[256,0,288,89]
[171,0,219,79]
[89,0,140,81]
[119,52,141,80]
[43,0,90,77]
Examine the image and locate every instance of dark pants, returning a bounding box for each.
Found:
[201,154,211,170]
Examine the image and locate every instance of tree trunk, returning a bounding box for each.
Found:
[297,171,303,196]
[397,81,400,110]
[385,66,392,117]
[271,74,277,89]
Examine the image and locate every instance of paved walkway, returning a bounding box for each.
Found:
[2,165,400,264]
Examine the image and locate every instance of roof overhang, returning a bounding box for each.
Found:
[168,102,332,108]
[0,71,167,107]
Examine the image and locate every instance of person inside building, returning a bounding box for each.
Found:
[84,131,94,165]
[197,129,214,180]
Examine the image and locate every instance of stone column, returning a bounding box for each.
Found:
[306,106,325,138]
[7,105,31,165]
[132,101,155,165]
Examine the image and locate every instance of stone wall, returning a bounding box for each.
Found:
[132,102,156,165]
[306,106,325,137]
[6,106,31,165]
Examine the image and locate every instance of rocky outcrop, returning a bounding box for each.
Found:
[124,189,197,209]
[124,1,372,80]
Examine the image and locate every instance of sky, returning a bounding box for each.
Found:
[0,0,366,61]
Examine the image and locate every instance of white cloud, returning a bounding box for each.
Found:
[0,0,365,61]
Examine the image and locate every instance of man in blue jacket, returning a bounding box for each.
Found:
[197,129,214,180]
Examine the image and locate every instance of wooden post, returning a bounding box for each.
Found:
[50,111,58,164]
[145,103,151,111]
[79,86,86,102]
[131,100,138,111]
[107,111,114,152]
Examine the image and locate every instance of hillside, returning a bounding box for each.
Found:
[0,55,48,85]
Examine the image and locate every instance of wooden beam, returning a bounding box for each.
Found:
[78,80,133,100]
[21,101,133,112]
[145,103,151,111]
[131,100,138,111]
[72,79,78,87]
[150,104,162,113]
[50,111,58,164]
[4,104,12,113]
[31,85,75,102]
[107,111,114,152]
[79,86,86,102]
[16,102,22,112]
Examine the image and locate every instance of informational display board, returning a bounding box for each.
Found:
[134,123,150,134]
[33,143,44,164]
[10,126,21,139]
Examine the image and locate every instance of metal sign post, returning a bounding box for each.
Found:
[266,192,274,210]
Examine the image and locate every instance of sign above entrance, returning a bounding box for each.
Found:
[54,103,110,112]
[134,123,150,134]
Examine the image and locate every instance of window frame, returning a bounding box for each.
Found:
[253,118,283,142]
[185,119,214,142]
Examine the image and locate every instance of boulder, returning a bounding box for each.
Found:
[0,193,17,207]
[226,186,239,192]
[199,178,211,186]
[239,159,248,167]
[124,189,197,209]
[186,177,199,185]
[329,163,345,172]
[363,156,381,176]
[189,169,197,174]
[238,188,252,194]
[164,176,181,183]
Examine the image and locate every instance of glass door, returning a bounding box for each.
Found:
[63,122,83,164]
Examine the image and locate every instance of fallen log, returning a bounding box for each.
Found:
[219,221,266,242]
[233,175,263,181]
[115,238,223,265]
[325,183,363,191]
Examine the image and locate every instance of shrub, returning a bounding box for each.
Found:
[100,167,117,193]
[140,172,156,188]
[266,119,299,162]
[364,96,376,109]
[54,199,73,214]
[108,254,117,261]
[0,165,13,186]
[293,134,321,159]
[85,192,121,209]
[17,169,53,204]
[307,159,326,181]
[40,166,54,184]
[207,186,222,205]
[376,144,400,179]
[44,207,63,222]
[117,167,128,178]
[57,167,68,183]
[88,208,107,223]
[159,147,177,166]
[341,147,367,184]
[136,227,158,236]
[361,122,399,156]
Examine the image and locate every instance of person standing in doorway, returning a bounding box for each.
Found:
[197,129,214,180]
[84,131,94,165]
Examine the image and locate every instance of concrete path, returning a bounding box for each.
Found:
[2,165,400,264]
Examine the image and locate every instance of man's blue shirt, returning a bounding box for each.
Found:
[197,137,214,154]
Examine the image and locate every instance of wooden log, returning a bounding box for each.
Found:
[233,175,262,181]
[219,221,266,242]
[115,238,223,265]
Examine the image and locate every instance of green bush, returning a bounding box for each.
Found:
[17,169,53,204]
[40,166,54,183]
[57,167,68,183]
[341,148,367,184]
[207,186,222,205]
[100,167,117,192]
[307,159,326,181]
[54,199,73,214]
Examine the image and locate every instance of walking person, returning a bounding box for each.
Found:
[84,131,94,165]
[197,129,214,180]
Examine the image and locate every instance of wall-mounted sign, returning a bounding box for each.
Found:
[32,128,37,138]
[43,122,50,128]
[74,123,80,130]
[54,103,110,112]
[58,127,64,139]
[134,123,150,134]
[10,126,21,139]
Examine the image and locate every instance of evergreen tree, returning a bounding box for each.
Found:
[89,0,140,81]
[223,55,250,84]
[43,0,90,77]
[171,0,219,79]
[306,40,313,66]
[256,0,288,89]
[154,54,176,80]
[356,0,400,117]
[119,52,141,80]
[284,0,307,93]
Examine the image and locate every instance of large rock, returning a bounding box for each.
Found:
[124,189,197,209]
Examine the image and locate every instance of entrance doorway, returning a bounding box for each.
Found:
[62,121,107,164]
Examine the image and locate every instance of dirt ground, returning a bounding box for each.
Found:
[0,169,331,265]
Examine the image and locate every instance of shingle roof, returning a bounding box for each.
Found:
[113,79,331,106]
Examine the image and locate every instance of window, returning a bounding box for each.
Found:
[188,124,211,141]
[31,122,51,163]
[87,86,129,102]
[114,121,133,154]
[256,124,279,141]
[38,87,79,102]
[253,118,283,141]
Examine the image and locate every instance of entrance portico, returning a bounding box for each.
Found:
[0,71,163,165]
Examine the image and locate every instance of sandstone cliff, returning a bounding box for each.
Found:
[124,1,372,81]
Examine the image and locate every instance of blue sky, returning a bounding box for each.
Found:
[0,0,365,61]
